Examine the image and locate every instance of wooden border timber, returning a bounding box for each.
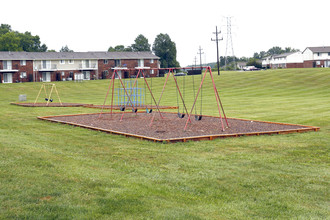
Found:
[11,102,91,107]
[84,104,178,110]
[37,112,320,143]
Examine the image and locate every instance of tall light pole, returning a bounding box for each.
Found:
[211,26,223,75]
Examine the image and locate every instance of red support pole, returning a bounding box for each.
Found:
[207,66,225,131]
[209,67,229,127]
[171,71,191,123]
[140,70,164,119]
[149,69,172,127]
[184,68,208,131]
[99,72,116,119]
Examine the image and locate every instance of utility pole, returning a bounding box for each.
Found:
[211,26,223,76]
[193,56,197,67]
[197,46,204,70]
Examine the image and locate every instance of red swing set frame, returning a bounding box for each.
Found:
[99,66,229,131]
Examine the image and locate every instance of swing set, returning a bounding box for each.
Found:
[34,83,62,106]
[99,66,229,131]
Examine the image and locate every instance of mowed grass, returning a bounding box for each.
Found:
[0,68,329,219]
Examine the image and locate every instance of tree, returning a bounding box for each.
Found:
[131,34,151,51]
[0,24,11,35]
[0,24,47,52]
[267,46,283,56]
[0,32,22,51]
[246,58,262,68]
[18,32,47,52]
[152,33,180,68]
[60,45,74,52]
[108,45,132,52]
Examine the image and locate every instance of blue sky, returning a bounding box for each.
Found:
[1,0,329,66]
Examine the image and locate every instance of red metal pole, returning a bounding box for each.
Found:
[110,71,115,117]
[212,80,229,127]
[184,68,208,131]
[171,71,191,123]
[140,70,163,119]
[99,72,116,119]
[207,66,225,131]
[149,69,172,127]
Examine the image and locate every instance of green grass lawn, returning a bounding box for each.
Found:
[0,68,329,219]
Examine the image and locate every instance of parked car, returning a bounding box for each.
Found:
[174,72,186,76]
[243,66,260,71]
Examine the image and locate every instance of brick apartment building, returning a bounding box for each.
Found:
[0,51,160,83]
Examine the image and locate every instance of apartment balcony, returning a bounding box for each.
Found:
[79,63,97,70]
[0,66,19,72]
[37,64,57,71]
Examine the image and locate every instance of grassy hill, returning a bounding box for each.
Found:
[0,68,329,219]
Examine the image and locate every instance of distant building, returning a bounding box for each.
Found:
[0,51,160,83]
[261,46,330,69]
[302,46,330,68]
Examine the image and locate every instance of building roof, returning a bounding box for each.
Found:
[0,51,159,60]
[273,52,296,59]
[304,46,330,53]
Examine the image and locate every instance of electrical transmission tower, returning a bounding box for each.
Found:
[224,17,236,70]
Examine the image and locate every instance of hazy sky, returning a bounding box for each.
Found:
[1,0,329,66]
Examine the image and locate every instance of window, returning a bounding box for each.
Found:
[3,60,12,70]
[104,59,108,64]
[151,69,154,74]
[317,52,321,56]
[20,72,27,78]
[61,72,65,76]
[150,59,154,63]
[115,59,121,67]
[316,61,321,65]
[42,60,51,69]
[328,52,330,56]
[20,60,26,66]
[60,60,65,64]
[69,60,74,64]
[138,59,144,67]
[83,60,90,68]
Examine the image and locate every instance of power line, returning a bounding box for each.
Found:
[211,26,223,76]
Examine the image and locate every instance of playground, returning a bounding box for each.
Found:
[35,66,318,142]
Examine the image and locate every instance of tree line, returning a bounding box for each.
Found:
[0,24,180,68]
[0,24,47,52]
[1,23,299,69]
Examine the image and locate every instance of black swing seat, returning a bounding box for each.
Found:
[45,98,48,101]
[120,106,125,111]
[146,108,152,113]
[132,108,138,113]
[178,113,185,118]
[195,115,202,121]
[50,99,53,102]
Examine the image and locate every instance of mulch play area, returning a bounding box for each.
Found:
[37,112,319,143]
